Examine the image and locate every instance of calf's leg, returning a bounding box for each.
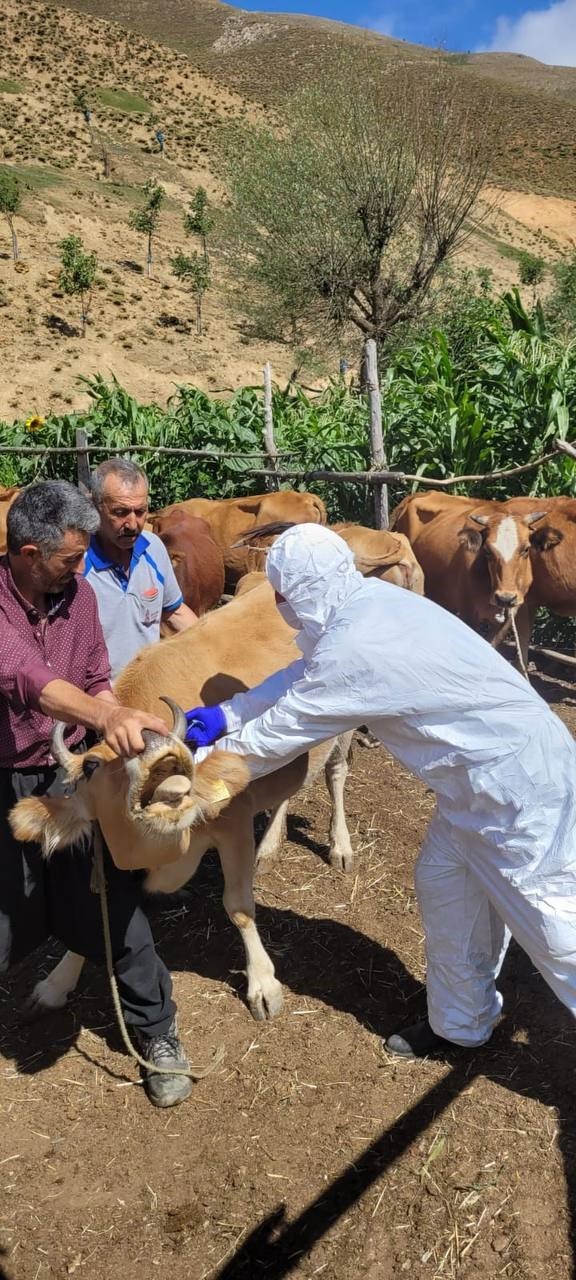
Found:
[218,823,283,1021]
[256,800,288,865]
[326,734,354,873]
[26,950,85,1017]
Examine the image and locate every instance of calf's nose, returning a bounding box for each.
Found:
[495,591,517,606]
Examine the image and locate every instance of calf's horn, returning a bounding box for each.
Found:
[159,695,187,741]
[51,720,80,769]
[470,513,489,526]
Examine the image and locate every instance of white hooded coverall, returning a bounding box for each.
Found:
[214,524,576,1046]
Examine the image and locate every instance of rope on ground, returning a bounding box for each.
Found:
[92,824,225,1081]
[510,611,530,681]
[490,609,530,681]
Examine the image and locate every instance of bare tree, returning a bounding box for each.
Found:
[225,54,497,349]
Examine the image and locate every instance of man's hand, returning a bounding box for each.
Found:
[100,706,169,757]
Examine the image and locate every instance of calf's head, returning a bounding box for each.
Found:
[458,509,546,621]
[9,698,249,871]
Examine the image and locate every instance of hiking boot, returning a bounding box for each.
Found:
[384,1018,456,1059]
[133,1019,193,1108]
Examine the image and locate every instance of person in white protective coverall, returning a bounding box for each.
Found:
[184,523,576,1058]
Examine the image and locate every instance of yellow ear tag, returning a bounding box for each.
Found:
[209,780,231,803]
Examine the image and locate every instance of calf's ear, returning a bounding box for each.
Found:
[9,795,92,856]
[194,751,250,809]
[457,525,483,553]
[530,524,563,552]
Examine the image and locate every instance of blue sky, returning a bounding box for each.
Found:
[237,0,576,65]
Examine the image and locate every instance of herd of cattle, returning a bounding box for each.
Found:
[3,482,575,666]
[5,478,576,1019]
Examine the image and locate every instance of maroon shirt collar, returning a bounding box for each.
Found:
[0,557,75,622]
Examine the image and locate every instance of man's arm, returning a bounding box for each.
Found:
[154,535,197,631]
[162,602,198,632]
[38,679,169,757]
[222,660,306,731]
[216,653,362,781]
[0,614,168,757]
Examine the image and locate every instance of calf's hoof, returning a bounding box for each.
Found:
[247,977,284,1021]
[329,846,354,874]
[22,979,69,1022]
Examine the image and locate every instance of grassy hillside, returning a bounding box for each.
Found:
[56,0,576,199]
[0,0,296,422]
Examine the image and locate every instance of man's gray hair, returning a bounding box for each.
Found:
[7,480,100,555]
[91,458,148,507]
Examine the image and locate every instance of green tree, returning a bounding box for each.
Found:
[224,55,495,353]
[184,186,213,263]
[0,170,21,261]
[129,179,165,277]
[548,252,576,338]
[518,251,546,288]
[171,250,210,334]
[58,234,97,337]
[73,88,94,142]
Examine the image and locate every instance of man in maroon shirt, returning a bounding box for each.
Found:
[0,481,192,1108]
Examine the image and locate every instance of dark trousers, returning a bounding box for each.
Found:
[0,765,175,1037]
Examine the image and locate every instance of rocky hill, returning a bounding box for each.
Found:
[0,0,574,424]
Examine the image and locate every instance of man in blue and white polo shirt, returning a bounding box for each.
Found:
[85,459,197,679]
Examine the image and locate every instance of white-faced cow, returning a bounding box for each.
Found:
[391,491,547,640]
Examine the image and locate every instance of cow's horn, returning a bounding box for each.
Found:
[525,511,548,526]
[470,513,489,526]
[159,696,187,741]
[51,720,80,769]
[232,520,295,548]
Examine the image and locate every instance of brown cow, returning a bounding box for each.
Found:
[332,523,424,593]
[391,491,547,638]
[10,581,354,1021]
[151,509,225,615]
[232,520,425,594]
[505,496,576,665]
[0,486,20,555]
[155,491,327,588]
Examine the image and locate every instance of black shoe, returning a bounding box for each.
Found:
[133,1019,193,1108]
[384,1018,455,1059]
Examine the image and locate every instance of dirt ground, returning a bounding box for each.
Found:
[1,670,576,1280]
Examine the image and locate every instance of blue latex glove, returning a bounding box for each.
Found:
[184,704,227,748]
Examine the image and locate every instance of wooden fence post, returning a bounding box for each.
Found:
[75,428,91,493]
[364,339,389,529]
[263,362,279,491]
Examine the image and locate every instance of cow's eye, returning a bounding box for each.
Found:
[520,546,530,558]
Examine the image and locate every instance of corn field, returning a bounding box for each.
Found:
[1,291,575,523]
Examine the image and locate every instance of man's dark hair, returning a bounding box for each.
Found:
[90,458,148,507]
[7,480,100,555]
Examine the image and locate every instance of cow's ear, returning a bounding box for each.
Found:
[194,751,250,809]
[530,524,563,552]
[8,795,92,856]
[457,525,483,552]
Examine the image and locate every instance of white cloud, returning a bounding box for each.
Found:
[482,0,576,65]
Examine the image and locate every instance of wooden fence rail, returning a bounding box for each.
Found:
[1,437,572,487]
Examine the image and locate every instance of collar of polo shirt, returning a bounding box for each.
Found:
[85,531,150,576]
